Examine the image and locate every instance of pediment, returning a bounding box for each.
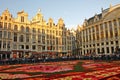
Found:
[103,7,120,21]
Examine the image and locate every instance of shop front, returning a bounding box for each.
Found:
[0,51,11,60]
[12,50,32,58]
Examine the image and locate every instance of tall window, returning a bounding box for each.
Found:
[19,35,24,42]
[14,25,18,31]
[100,24,103,31]
[109,21,112,30]
[104,22,107,28]
[42,29,45,34]
[8,32,11,39]
[42,36,45,44]
[32,28,36,33]
[5,16,7,20]
[26,27,29,33]
[115,31,118,38]
[32,35,36,43]
[50,22,52,27]
[0,41,1,49]
[118,18,120,26]
[102,48,104,53]
[89,28,91,34]
[96,25,99,40]
[38,35,41,43]
[19,45,24,49]
[93,34,95,40]
[96,25,99,32]
[86,35,88,42]
[14,33,17,42]
[100,24,104,40]
[109,21,113,38]
[4,22,7,29]
[21,16,24,22]
[96,34,99,40]
[92,27,95,32]
[38,29,40,33]
[59,31,61,36]
[114,20,118,38]
[105,31,108,39]
[107,47,109,53]
[56,37,58,45]
[3,31,7,38]
[42,46,45,50]
[3,41,6,49]
[20,26,24,32]
[13,44,17,49]
[7,41,10,49]
[8,23,11,30]
[56,31,58,35]
[26,34,29,42]
[0,22,3,28]
[47,40,49,45]
[0,31,2,38]
[32,45,36,50]
[26,45,29,49]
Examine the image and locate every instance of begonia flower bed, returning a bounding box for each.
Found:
[0,60,120,80]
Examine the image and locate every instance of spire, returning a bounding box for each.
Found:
[6,8,8,11]
[5,8,9,12]
[38,8,41,13]
[110,4,112,8]
[109,4,112,11]
[101,7,103,12]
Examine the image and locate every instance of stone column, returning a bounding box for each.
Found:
[5,54,7,59]
[10,52,13,58]
[116,19,120,47]
[17,52,19,58]
[103,22,107,54]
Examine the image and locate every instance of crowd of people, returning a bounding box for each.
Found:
[0,53,120,65]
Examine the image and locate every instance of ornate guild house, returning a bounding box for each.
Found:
[0,9,74,59]
[76,4,120,55]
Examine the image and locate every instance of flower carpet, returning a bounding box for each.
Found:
[0,60,120,80]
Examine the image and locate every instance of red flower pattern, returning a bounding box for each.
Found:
[0,60,120,79]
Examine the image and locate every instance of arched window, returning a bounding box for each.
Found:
[32,28,36,33]
[4,22,7,29]
[21,16,24,22]
[42,29,45,34]
[8,23,11,30]
[21,26,24,32]
[26,27,29,33]
[0,22,3,28]
[5,16,7,20]
[14,32,17,42]
[19,35,24,42]
[14,25,18,31]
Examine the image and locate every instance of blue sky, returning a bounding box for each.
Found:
[0,0,120,29]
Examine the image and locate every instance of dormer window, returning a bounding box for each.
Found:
[5,16,7,20]
[50,23,52,27]
[94,17,98,22]
[21,16,24,22]
[0,22,3,28]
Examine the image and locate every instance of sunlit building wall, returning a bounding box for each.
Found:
[0,9,73,59]
[76,4,120,55]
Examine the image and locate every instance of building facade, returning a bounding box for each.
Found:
[0,9,73,59]
[76,4,120,55]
